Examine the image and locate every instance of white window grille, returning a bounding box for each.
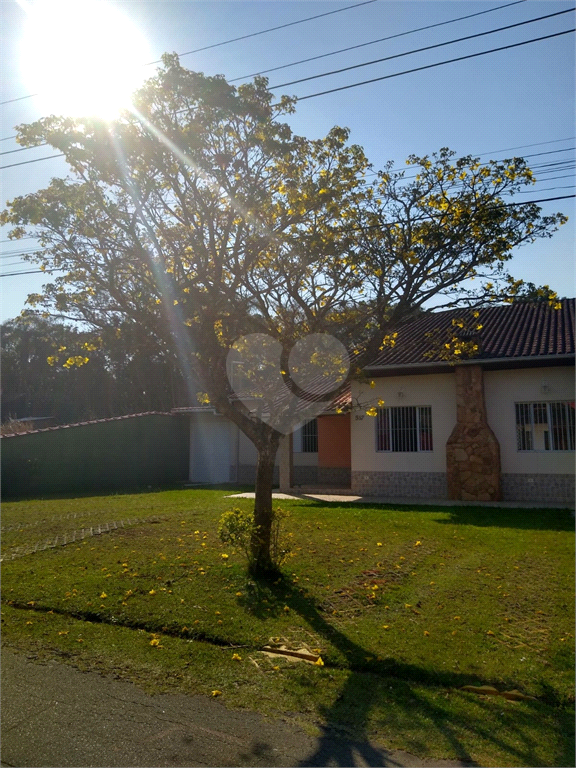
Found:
[293,418,318,453]
[515,401,575,451]
[376,406,433,452]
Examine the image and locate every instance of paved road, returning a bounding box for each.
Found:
[1,647,473,768]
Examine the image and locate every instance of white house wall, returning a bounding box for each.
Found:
[351,374,455,498]
[484,366,574,474]
[351,366,574,503]
[484,366,574,502]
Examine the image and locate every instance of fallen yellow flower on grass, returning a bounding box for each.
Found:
[236,592,243,597]
[149,589,156,595]
[424,630,430,636]
[382,625,390,630]
[58,631,69,635]
[377,542,382,547]
[232,653,242,661]
[26,621,33,625]
[212,690,222,697]
[314,656,324,666]
[150,638,160,646]
[486,630,495,636]
[283,606,290,612]
[100,593,107,599]
[415,541,422,546]
[221,553,229,559]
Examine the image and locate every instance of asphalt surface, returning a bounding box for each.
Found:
[1,646,473,768]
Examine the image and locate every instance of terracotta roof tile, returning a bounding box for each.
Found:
[368,299,575,368]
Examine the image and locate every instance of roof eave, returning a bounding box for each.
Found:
[364,353,575,377]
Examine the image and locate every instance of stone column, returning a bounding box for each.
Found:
[446,364,501,501]
[278,433,293,493]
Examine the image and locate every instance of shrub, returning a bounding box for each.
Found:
[218,505,291,570]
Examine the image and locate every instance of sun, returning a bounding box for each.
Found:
[19,0,151,119]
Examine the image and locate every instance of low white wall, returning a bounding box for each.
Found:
[484,366,575,475]
[351,373,456,473]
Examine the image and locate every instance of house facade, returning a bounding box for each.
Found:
[180,300,574,505]
[352,300,575,503]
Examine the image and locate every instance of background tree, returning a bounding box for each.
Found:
[1,314,190,423]
[1,55,566,572]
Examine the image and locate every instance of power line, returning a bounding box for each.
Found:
[294,28,575,101]
[0,1,377,107]
[1,7,570,157]
[0,236,39,244]
[229,0,528,82]
[2,3,526,154]
[270,8,575,90]
[479,136,575,156]
[0,153,64,170]
[518,184,575,193]
[1,194,573,278]
[150,0,377,65]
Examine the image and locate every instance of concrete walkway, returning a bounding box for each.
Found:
[227,491,574,509]
[1,647,472,768]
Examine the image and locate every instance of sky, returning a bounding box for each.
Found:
[1,0,574,322]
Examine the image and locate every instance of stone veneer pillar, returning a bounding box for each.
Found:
[446,364,502,501]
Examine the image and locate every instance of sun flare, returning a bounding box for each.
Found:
[20,0,151,119]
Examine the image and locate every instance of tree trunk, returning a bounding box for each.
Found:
[250,440,280,575]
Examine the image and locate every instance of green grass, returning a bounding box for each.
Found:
[2,488,574,767]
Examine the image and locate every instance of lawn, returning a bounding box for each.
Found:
[1,488,574,767]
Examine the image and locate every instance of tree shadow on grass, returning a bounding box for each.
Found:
[293,497,575,533]
[246,574,574,768]
[432,506,575,532]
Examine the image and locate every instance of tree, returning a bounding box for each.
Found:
[1,55,566,573]
[1,314,110,423]
[1,314,191,423]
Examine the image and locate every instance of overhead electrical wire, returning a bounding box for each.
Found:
[229,0,528,82]
[270,8,575,90]
[3,26,574,172]
[0,0,377,107]
[294,28,575,101]
[0,0,544,149]
[2,192,574,278]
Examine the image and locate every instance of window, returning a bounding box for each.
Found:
[515,401,575,451]
[293,418,318,453]
[376,406,433,452]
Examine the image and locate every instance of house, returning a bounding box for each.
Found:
[352,299,574,504]
[4,301,572,505]
[177,299,574,505]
